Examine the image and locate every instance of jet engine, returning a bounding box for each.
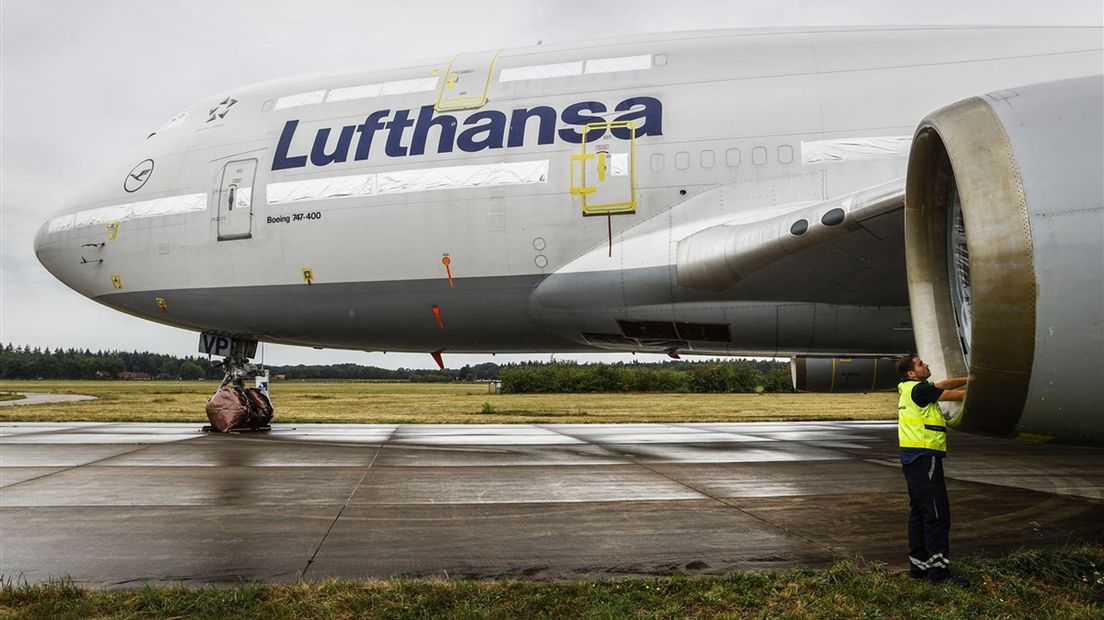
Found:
[790,356,898,393]
[905,75,1103,444]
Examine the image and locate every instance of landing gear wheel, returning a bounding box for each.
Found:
[202,338,274,433]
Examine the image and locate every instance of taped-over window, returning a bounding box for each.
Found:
[46,193,207,233]
[267,174,376,204]
[327,83,383,102]
[585,54,651,74]
[273,77,440,110]
[379,77,439,96]
[267,160,549,205]
[802,136,912,163]
[609,153,629,176]
[274,90,327,111]
[499,61,583,83]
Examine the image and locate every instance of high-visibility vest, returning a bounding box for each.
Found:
[898,380,947,452]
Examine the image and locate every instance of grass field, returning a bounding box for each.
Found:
[2,547,1101,619]
[0,380,897,424]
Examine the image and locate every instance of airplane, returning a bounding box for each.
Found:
[34,26,1103,442]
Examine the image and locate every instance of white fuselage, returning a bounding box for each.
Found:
[35,27,1103,356]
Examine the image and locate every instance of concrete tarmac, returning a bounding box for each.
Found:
[0,393,97,407]
[1,421,1101,586]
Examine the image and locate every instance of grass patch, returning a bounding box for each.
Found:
[1,546,1101,618]
[0,381,897,425]
[0,392,25,402]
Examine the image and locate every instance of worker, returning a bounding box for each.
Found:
[895,354,968,585]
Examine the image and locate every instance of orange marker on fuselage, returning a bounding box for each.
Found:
[442,256,454,287]
[432,305,445,330]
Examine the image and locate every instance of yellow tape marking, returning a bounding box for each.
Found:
[577,121,638,216]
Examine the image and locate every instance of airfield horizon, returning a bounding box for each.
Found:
[0,380,897,425]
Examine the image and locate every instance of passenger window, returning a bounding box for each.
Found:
[752,146,767,166]
[650,153,665,172]
[700,150,715,168]
[778,145,794,164]
[725,148,741,167]
[675,151,689,170]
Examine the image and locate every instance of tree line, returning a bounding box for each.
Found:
[0,344,792,393]
[0,344,494,382]
[0,344,217,380]
[500,360,792,393]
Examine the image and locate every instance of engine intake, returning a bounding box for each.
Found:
[905,75,1103,444]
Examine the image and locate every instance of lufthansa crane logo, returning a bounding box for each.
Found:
[124,159,155,193]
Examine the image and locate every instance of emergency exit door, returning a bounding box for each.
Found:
[436,50,500,112]
[217,159,257,240]
[570,121,637,216]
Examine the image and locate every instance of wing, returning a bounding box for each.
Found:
[676,177,907,306]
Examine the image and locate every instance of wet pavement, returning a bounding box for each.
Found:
[0,421,1101,586]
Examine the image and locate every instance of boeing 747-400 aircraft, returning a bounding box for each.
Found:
[35,27,1103,442]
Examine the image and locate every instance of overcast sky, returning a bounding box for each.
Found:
[2,0,1101,368]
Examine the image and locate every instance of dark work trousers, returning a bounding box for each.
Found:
[902,454,951,580]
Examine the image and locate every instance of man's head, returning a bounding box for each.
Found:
[896,354,932,381]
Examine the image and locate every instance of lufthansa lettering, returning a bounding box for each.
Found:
[272,96,663,171]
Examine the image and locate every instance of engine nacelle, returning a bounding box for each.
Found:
[905,75,1103,444]
[791,356,898,393]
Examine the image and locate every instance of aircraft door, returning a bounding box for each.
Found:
[570,121,637,216]
[217,159,257,240]
[436,50,500,112]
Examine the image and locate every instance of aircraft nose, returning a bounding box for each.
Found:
[34,207,96,298]
[35,213,67,284]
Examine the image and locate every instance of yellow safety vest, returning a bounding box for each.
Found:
[898,380,947,452]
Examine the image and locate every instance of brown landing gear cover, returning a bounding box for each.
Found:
[244,387,274,425]
[205,386,274,432]
[205,386,250,432]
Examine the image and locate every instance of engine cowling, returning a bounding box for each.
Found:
[790,356,898,393]
[905,75,1104,444]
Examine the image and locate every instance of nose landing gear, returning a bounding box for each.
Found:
[202,338,273,433]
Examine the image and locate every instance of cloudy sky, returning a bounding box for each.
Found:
[2,0,1100,368]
